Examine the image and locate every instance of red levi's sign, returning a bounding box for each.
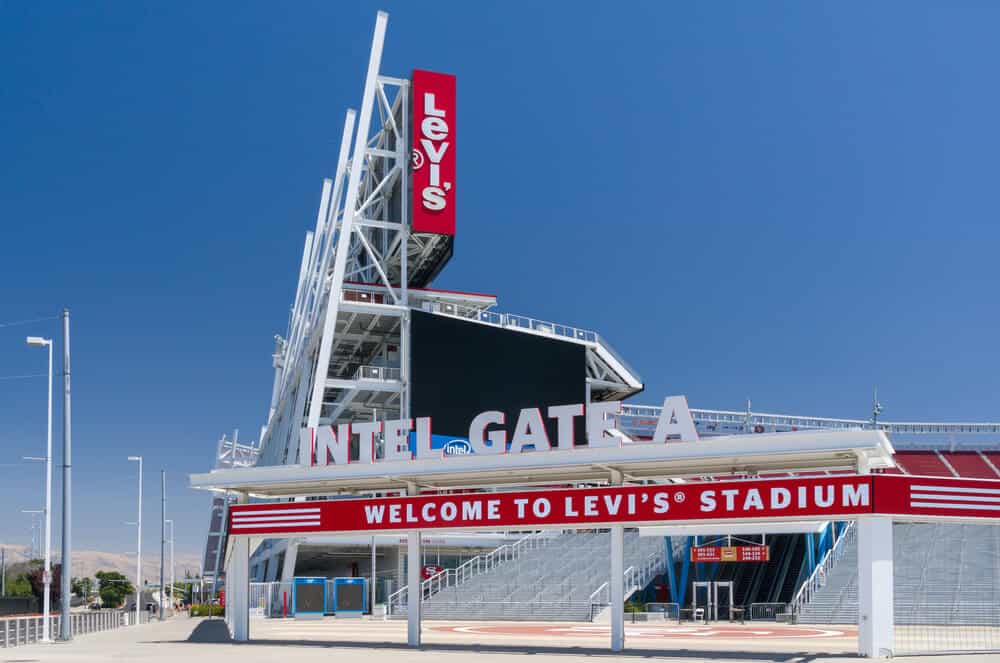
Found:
[411,70,456,235]
[229,475,874,536]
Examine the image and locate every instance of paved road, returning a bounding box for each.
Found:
[5,617,999,662]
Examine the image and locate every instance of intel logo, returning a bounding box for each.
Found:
[443,439,473,456]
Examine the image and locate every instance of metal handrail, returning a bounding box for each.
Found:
[2,609,147,648]
[588,549,667,606]
[387,531,556,615]
[619,404,1000,438]
[426,303,640,381]
[789,522,857,617]
[749,602,787,621]
[353,365,401,381]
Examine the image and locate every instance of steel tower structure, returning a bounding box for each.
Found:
[256,11,639,471]
[230,12,641,584]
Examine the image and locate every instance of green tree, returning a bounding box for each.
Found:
[96,570,134,608]
[5,574,34,598]
[72,576,94,598]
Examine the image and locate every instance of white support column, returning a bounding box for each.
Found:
[228,494,251,642]
[279,539,300,583]
[857,516,894,657]
[406,483,421,647]
[609,468,625,652]
[610,525,625,652]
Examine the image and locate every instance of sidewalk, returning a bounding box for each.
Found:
[6,617,1000,663]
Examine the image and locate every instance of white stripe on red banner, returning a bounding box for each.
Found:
[232,514,322,522]
[231,508,322,516]
[231,521,320,530]
[909,485,1000,495]
[909,484,1000,511]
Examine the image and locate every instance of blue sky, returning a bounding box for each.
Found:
[2,1,999,561]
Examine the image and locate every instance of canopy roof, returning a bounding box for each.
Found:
[189,429,895,498]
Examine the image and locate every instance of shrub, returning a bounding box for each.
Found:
[189,604,224,617]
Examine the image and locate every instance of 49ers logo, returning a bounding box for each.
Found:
[411,70,456,235]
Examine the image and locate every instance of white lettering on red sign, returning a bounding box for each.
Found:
[698,484,870,513]
[411,70,456,235]
[228,476,1000,538]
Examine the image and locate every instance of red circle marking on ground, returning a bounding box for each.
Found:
[427,623,855,640]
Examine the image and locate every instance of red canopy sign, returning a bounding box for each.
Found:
[228,475,1000,537]
[230,475,874,535]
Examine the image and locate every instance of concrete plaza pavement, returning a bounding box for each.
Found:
[5,616,1000,663]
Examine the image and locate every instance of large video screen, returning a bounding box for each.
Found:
[410,310,586,451]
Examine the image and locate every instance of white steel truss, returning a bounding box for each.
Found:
[258,12,426,467]
[200,432,259,591]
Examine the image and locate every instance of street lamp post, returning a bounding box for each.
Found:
[26,336,53,642]
[59,308,72,641]
[159,469,165,621]
[127,456,142,626]
[165,519,174,611]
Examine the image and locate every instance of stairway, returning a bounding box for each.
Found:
[395,530,665,621]
[798,523,1000,626]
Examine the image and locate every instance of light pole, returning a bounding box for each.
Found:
[26,335,53,642]
[165,519,174,611]
[59,308,72,641]
[127,456,142,625]
[159,469,165,621]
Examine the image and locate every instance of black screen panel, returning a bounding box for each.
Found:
[411,310,586,444]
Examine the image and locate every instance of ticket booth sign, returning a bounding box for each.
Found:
[691,545,770,563]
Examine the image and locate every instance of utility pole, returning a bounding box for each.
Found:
[26,335,53,641]
[127,456,143,625]
[59,307,72,641]
[1,546,6,595]
[160,470,165,621]
[165,519,174,611]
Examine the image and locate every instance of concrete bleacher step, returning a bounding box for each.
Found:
[395,530,666,622]
[798,523,1000,626]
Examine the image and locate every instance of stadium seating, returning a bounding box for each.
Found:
[797,523,1000,625]
[941,451,1000,479]
[394,531,665,621]
[893,451,954,476]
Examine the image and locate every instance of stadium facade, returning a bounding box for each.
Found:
[196,11,1000,657]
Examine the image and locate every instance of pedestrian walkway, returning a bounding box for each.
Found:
[6,616,1000,663]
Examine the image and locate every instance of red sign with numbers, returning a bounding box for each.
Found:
[690,545,771,563]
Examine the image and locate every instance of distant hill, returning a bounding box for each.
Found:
[0,544,201,584]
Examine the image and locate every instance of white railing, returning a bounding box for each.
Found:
[627,603,681,622]
[387,531,556,616]
[619,404,1000,439]
[1,609,148,648]
[249,581,294,618]
[588,549,667,607]
[425,302,641,381]
[353,365,401,381]
[789,522,857,617]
